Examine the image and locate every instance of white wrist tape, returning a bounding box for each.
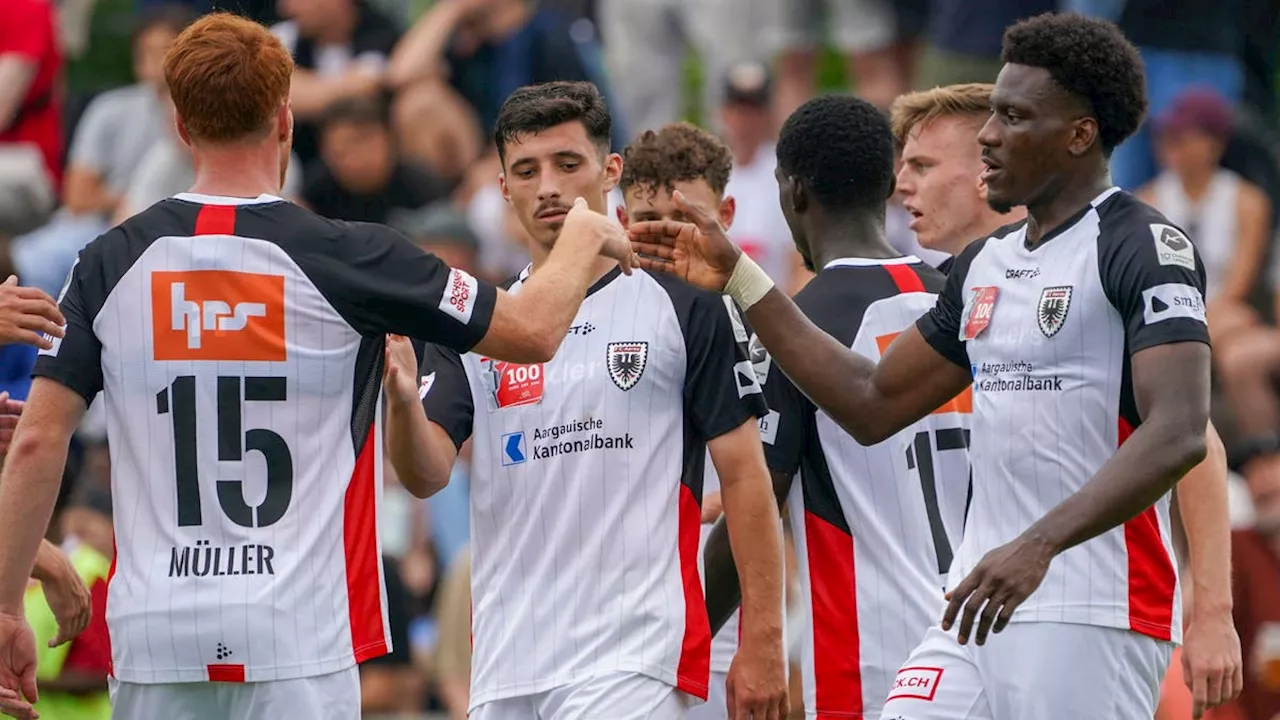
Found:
[723,252,775,311]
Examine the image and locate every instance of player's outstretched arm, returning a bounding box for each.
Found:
[629,191,971,444]
[383,335,458,498]
[473,198,635,363]
[943,341,1210,647]
[0,378,90,717]
[1175,421,1244,718]
[708,419,789,720]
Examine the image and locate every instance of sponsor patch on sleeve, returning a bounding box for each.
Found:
[1150,224,1196,271]
[438,268,479,324]
[418,372,437,399]
[887,666,944,702]
[758,409,780,445]
[734,360,762,398]
[1142,283,1207,326]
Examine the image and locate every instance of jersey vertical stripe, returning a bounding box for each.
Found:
[1119,418,1178,639]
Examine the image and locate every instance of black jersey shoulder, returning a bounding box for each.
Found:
[795,261,941,347]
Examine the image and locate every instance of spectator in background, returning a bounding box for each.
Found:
[913,0,1053,89]
[1104,0,1248,190]
[271,0,401,168]
[304,96,450,223]
[391,0,624,166]
[1220,468,1280,720]
[770,0,914,118]
[713,62,803,292]
[0,0,63,239]
[23,473,112,720]
[597,0,762,135]
[1137,87,1272,347]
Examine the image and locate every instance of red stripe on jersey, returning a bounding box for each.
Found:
[884,264,925,294]
[675,483,711,698]
[207,664,245,682]
[194,204,236,235]
[344,425,389,662]
[804,509,863,716]
[105,540,116,678]
[1118,417,1176,640]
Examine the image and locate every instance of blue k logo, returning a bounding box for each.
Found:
[502,431,527,466]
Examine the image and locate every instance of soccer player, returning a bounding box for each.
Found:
[0,14,634,720]
[892,80,1242,718]
[695,95,973,720]
[631,13,1213,718]
[381,82,788,720]
[608,121,761,720]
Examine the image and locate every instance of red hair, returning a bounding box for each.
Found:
[163,13,293,144]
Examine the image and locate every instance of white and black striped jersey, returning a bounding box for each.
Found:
[760,256,973,719]
[33,193,497,684]
[917,187,1210,644]
[418,265,766,711]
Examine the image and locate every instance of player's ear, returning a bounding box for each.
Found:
[499,173,511,203]
[615,204,630,229]
[175,114,192,148]
[789,175,809,214]
[885,173,897,202]
[1069,116,1100,158]
[976,172,989,203]
[602,152,623,193]
[718,195,736,231]
[276,103,291,143]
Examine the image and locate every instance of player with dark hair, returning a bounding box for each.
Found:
[632,13,1215,718]
[382,83,788,720]
[685,94,975,720]
[0,15,633,720]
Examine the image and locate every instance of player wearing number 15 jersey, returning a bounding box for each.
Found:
[700,95,972,720]
[0,16,633,720]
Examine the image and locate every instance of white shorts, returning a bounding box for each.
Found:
[686,670,728,720]
[107,665,360,720]
[471,671,693,720]
[880,623,1173,720]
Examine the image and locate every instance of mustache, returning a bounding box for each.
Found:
[536,202,572,217]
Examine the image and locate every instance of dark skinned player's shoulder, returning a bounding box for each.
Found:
[1092,188,1188,245]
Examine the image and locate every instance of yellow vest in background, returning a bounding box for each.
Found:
[23,543,112,720]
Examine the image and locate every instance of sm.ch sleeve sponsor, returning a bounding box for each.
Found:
[309,223,498,353]
[418,343,474,450]
[753,332,807,477]
[33,244,106,405]
[916,238,985,370]
[1100,219,1210,353]
[682,293,768,441]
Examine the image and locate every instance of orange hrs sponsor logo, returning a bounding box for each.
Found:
[152,270,286,361]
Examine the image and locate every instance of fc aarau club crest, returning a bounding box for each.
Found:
[607,342,648,391]
[1037,286,1073,338]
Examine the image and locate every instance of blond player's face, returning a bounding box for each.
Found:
[500,121,621,249]
[896,116,988,253]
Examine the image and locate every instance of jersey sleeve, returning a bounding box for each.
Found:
[916,238,987,369]
[32,241,108,404]
[418,343,474,450]
[681,293,768,442]
[1098,217,1210,353]
[300,222,498,353]
[754,335,808,476]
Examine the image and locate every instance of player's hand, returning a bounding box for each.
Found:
[628,190,742,292]
[0,611,39,719]
[0,277,64,350]
[383,334,421,409]
[41,555,91,648]
[562,197,634,275]
[701,490,724,524]
[942,532,1054,645]
[726,632,789,720]
[1182,608,1244,718]
[0,393,24,456]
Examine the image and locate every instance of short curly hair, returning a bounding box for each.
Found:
[777,95,895,210]
[618,123,734,198]
[1001,13,1147,153]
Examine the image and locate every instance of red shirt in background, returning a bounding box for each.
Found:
[0,0,64,188]
[62,577,111,674]
[1229,529,1280,720]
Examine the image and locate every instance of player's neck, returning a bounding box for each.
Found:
[188,143,284,199]
[1025,167,1112,244]
[958,206,1029,254]
[810,214,899,270]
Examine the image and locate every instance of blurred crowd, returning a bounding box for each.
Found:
[3,0,1280,718]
